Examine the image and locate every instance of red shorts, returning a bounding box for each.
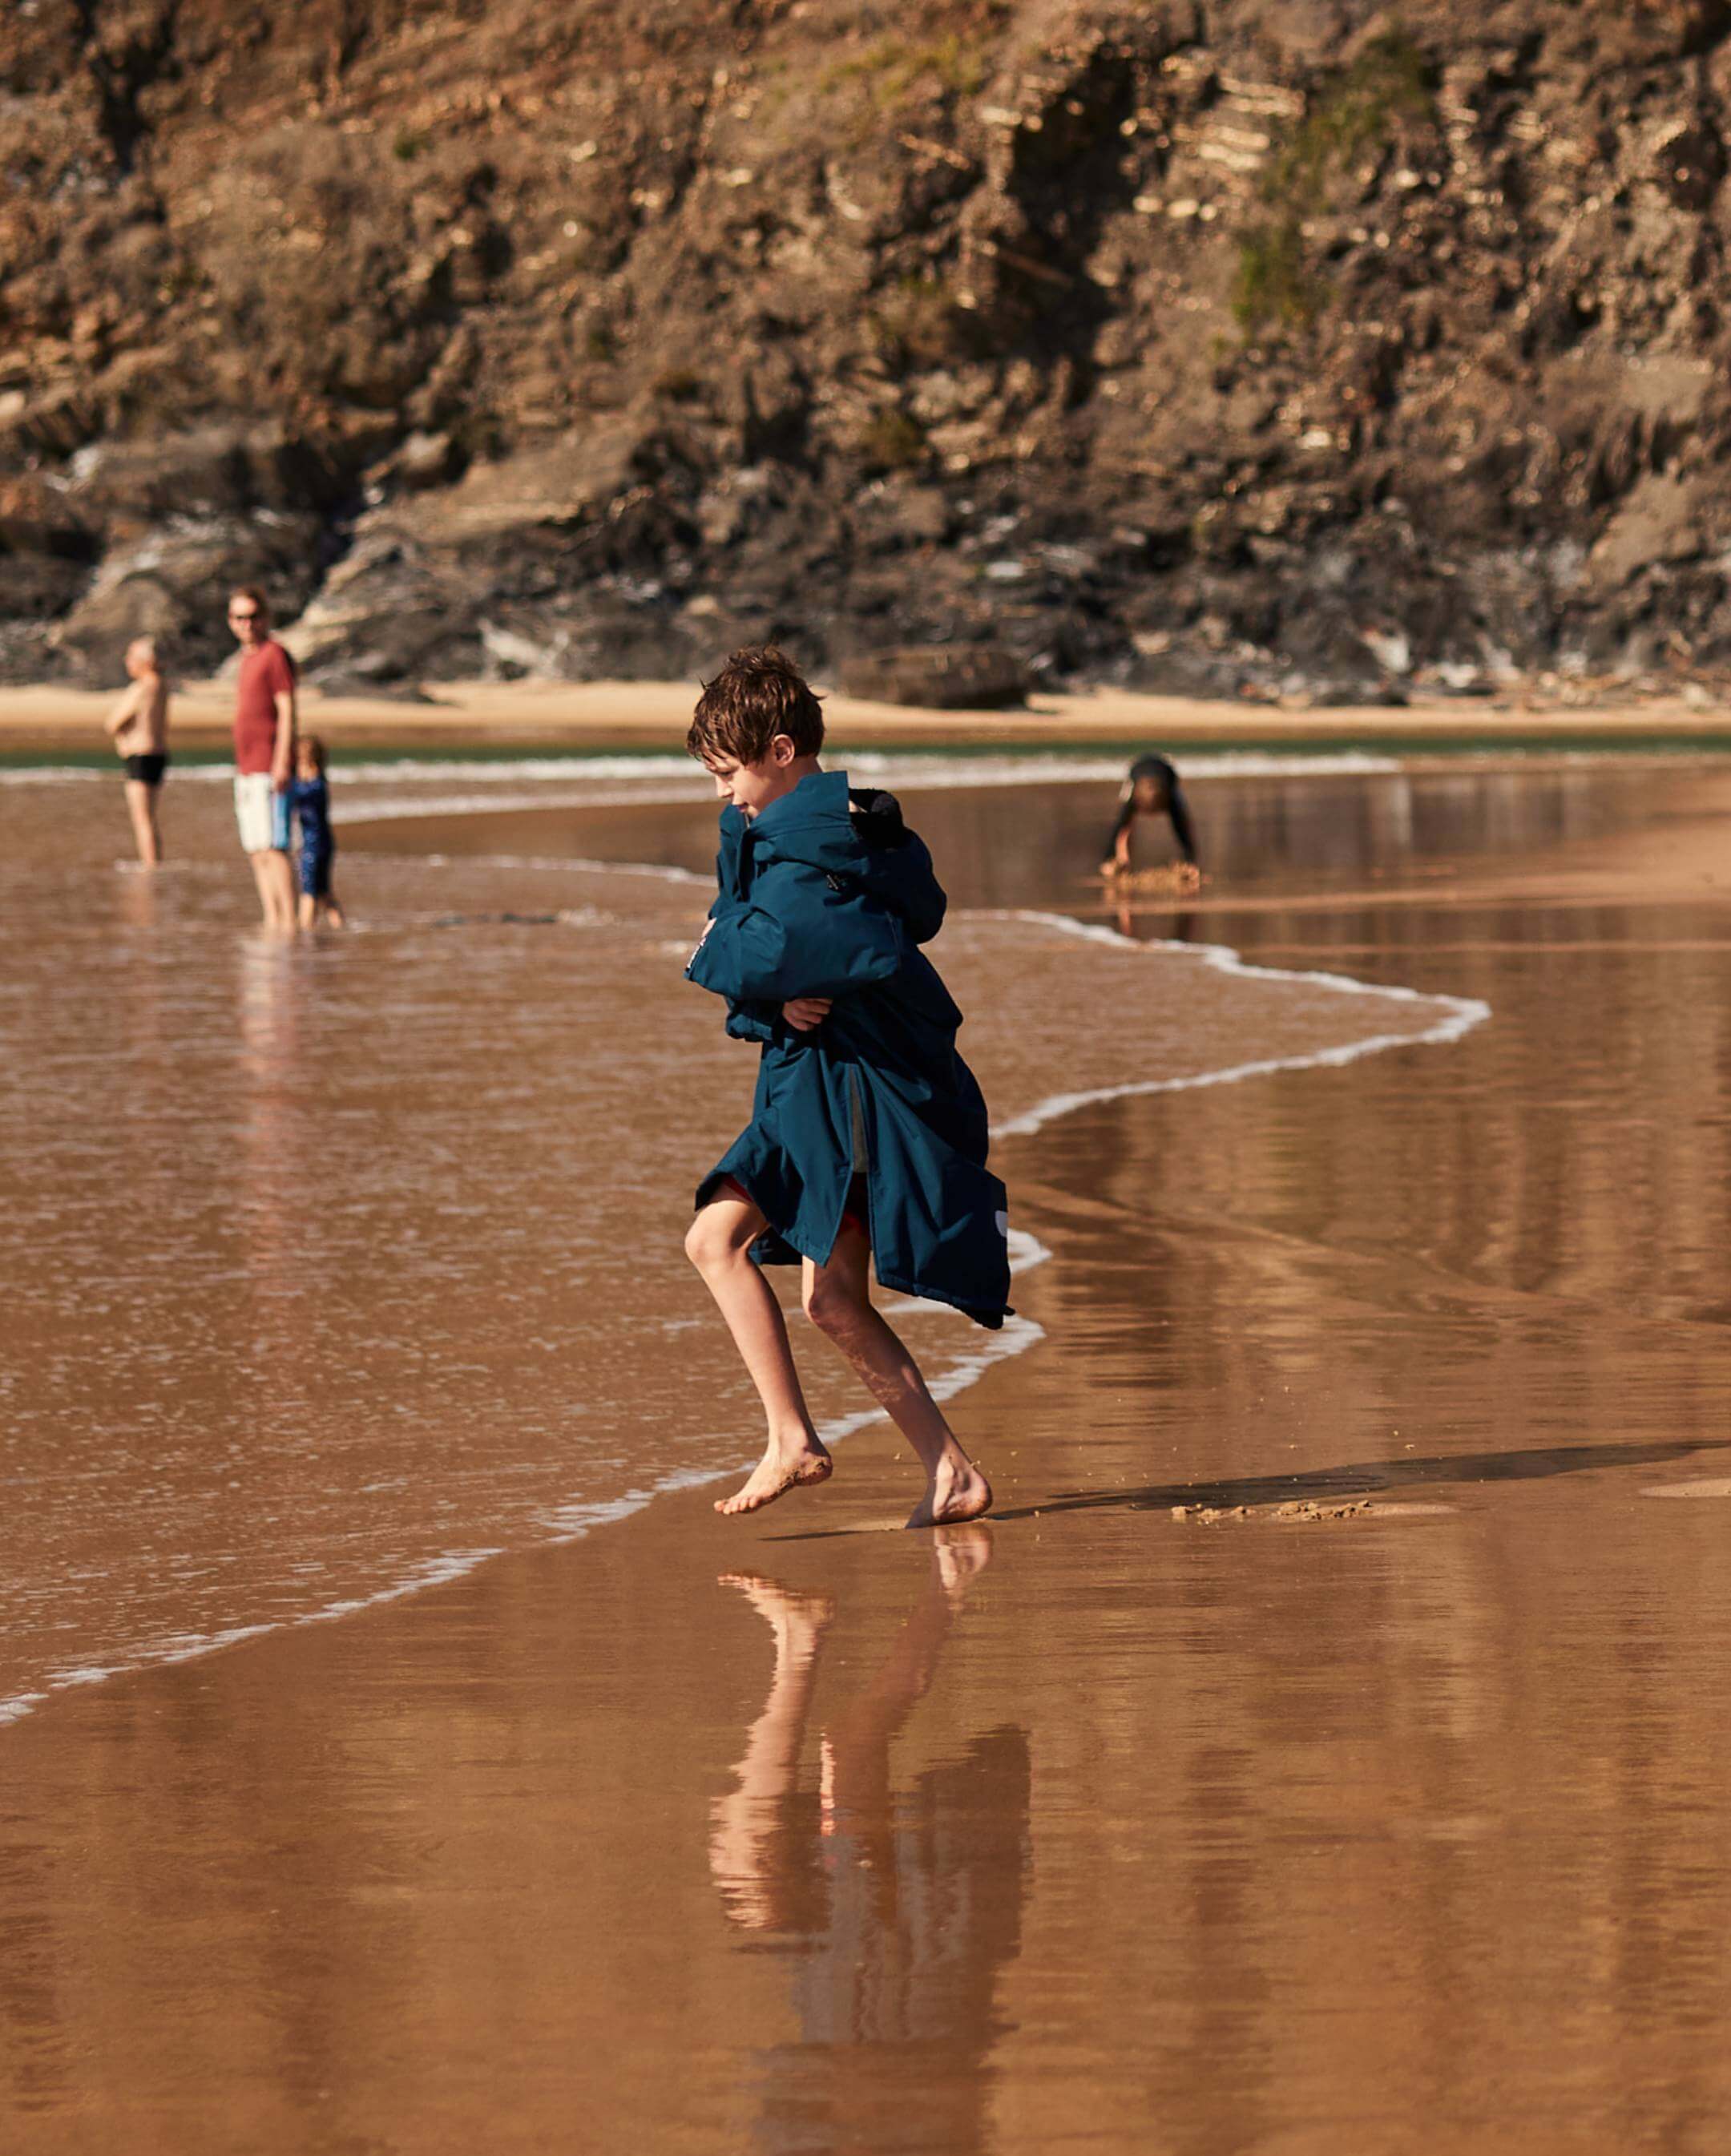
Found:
[713,1174,870,1245]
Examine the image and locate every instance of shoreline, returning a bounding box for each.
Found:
[0,850,1477,1734]
[10,761,1731,2149]
[6,674,1731,756]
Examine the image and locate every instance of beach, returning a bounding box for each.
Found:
[5,744,1731,2152]
[6,676,1731,759]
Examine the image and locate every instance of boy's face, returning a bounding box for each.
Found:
[704,735,806,818]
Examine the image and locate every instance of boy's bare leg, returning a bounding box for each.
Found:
[297,890,316,932]
[822,1526,993,1843]
[801,1225,992,1528]
[124,780,161,867]
[687,1195,833,1514]
[708,1573,833,1930]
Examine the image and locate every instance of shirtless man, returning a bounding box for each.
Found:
[103,636,171,867]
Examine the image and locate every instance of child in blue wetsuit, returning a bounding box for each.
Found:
[682,647,1008,1531]
[288,735,345,930]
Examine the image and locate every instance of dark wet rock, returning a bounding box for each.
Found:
[50,515,325,681]
[838,645,1029,709]
[0,476,95,639]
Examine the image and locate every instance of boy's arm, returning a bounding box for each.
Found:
[686,858,906,1004]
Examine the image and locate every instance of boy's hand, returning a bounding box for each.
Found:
[782,997,833,1032]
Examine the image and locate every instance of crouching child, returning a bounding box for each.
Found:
[683,648,1011,1528]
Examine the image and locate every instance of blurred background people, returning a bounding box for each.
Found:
[1100,752,1200,886]
[288,734,345,931]
[103,636,171,867]
[228,586,298,933]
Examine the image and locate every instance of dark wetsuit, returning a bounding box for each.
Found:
[288,775,335,898]
[1106,753,1198,866]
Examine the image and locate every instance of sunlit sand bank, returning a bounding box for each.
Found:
[6,673,1731,753]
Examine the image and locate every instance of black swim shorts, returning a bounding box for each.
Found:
[124,753,169,785]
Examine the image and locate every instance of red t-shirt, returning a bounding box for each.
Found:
[233,640,297,776]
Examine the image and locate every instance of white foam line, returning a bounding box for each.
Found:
[983,909,1490,1140]
[0,749,1401,792]
[0,872,1487,1735]
[0,1558,512,1729]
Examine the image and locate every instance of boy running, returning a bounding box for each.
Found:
[684,648,1009,1528]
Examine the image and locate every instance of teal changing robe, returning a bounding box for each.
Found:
[687,769,1012,1330]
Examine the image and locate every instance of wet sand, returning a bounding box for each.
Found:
[7,761,1731,2152]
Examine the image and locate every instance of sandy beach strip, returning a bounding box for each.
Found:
[6,674,1731,754]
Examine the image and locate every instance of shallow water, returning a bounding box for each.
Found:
[5,752,1731,2153]
[0,758,1471,1723]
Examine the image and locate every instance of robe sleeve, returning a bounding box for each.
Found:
[724,999,779,1044]
[686,858,906,1003]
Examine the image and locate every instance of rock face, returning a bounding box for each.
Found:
[7,2,1731,700]
[839,644,1029,707]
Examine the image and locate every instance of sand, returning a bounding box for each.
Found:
[6,673,1731,753]
[6,759,1731,2154]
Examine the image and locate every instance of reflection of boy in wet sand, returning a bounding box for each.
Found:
[103,636,171,867]
[710,1540,1027,2151]
[710,1537,996,1928]
[683,648,1009,1528]
[1100,752,1202,888]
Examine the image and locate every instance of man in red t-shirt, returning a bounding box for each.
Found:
[228,586,298,931]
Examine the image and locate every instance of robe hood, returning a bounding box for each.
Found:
[739,770,946,945]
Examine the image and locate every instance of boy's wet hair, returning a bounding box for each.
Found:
[687,646,825,766]
[300,733,328,775]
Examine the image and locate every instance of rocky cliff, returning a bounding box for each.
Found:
[6,0,1731,700]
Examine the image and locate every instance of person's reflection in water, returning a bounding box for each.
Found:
[1111,887,1201,943]
[710,1529,1028,2156]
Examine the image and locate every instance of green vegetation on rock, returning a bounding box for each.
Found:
[821,31,989,109]
[856,409,928,473]
[1233,29,1438,335]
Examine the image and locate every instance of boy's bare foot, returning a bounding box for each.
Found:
[906,1458,992,1529]
[716,1439,833,1516]
[930,1523,994,1598]
[720,1571,836,1645]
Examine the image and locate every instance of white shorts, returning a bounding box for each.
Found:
[234,773,289,854]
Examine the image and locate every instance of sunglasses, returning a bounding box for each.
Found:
[228,609,260,622]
